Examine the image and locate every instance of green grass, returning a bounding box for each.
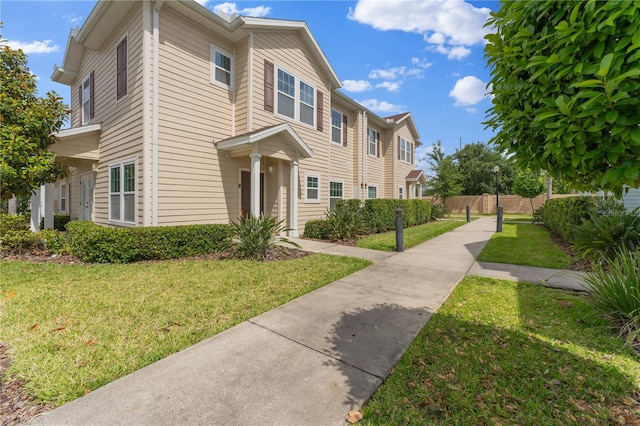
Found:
[477,222,573,269]
[363,276,640,425]
[357,220,467,251]
[0,254,370,406]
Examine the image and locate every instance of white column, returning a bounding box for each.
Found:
[289,160,299,237]
[44,183,55,229]
[250,153,262,217]
[30,188,41,231]
[8,197,17,215]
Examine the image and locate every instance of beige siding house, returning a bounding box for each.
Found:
[41,0,427,235]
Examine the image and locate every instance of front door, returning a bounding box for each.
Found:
[240,171,264,218]
[80,175,94,221]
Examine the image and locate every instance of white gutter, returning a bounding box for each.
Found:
[362,110,367,201]
[143,1,151,226]
[152,1,164,226]
[247,30,254,132]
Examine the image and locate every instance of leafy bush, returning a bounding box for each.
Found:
[229,215,300,260]
[66,221,231,263]
[430,203,449,220]
[0,230,40,253]
[37,229,68,254]
[54,215,71,231]
[595,196,627,217]
[363,199,432,233]
[573,212,640,263]
[303,220,330,239]
[539,197,595,242]
[583,249,640,325]
[0,213,29,235]
[325,205,366,241]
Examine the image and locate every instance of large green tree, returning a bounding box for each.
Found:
[423,140,463,203]
[1,43,69,201]
[484,0,640,196]
[453,142,516,195]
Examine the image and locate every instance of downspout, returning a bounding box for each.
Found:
[392,126,396,200]
[152,0,164,226]
[247,30,253,132]
[362,110,367,201]
[143,1,151,226]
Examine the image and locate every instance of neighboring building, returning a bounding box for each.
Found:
[37,0,426,235]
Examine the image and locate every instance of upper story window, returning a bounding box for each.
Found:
[331,109,347,146]
[117,36,127,99]
[276,67,315,127]
[399,137,413,164]
[368,128,379,157]
[80,72,94,125]
[211,45,233,88]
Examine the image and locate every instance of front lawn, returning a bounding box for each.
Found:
[0,254,370,406]
[357,220,467,251]
[363,276,640,424]
[476,222,573,269]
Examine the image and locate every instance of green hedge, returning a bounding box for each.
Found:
[66,222,232,263]
[303,220,330,239]
[363,199,432,233]
[540,197,595,242]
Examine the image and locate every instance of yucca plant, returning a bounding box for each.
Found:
[325,204,366,241]
[583,249,640,326]
[572,211,640,263]
[228,214,300,260]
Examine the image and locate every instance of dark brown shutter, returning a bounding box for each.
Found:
[117,37,127,99]
[397,136,401,160]
[78,84,82,123]
[89,71,95,119]
[342,115,348,147]
[316,90,323,132]
[411,143,414,165]
[264,60,274,112]
[376,132,381,158]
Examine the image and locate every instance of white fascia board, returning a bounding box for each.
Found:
[54,124,102,138]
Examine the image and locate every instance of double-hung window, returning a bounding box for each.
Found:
[81,74,92,125]
[211,45,233,88]
[368,185,378,199]
[400,137,412,163]
[331,109,343,145]
[306,175,320,202]
[277,67,315,127]
[60,183,67,212]
[110,161,136,223]
[329,181,343,210]
[368,128,377,157]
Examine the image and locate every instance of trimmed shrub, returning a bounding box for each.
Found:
[539,196,595,242]
[573,211,640,263]
[0,230,40,253]
[37,229,68,254]
[303,219,330,239]
[66,221,232,263]
[363,199,431,233]
[228,215,299,260]
[55,215,71,231]
[430,203,449,220]
[1,214,29,235]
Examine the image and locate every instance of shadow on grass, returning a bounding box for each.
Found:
[362,290,639,424]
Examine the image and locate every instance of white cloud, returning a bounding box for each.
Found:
[342,79,372,92]
[411,57,432,69]
[449,76,489,106]
[369,67,406,80]
[376,81,401,92]
[349,0,491,60]
[357,99,404,114]
[62,13,82,25]
[465,107,477,114]
[448,46,472,60]
[5,40,60,54]
[211,2,271,17]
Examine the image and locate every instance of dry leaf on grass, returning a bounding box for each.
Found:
[346,410,363,424]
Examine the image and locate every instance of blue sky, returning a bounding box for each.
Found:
[1,0,499,171]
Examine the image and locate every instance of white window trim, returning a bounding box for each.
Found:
[210,44,234,89]
[59,183,67,213]
[400,137,412,164]
[81,73,91,126]
[116,33,128,102]
[367,184,378,199]
[305,173,321,203]
[329,179,344,210]
[330,108,344,146]
[109,159,137,224]
[275,65,316,129]
[368,128,377,157]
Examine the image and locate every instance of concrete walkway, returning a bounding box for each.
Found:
[28,217,585,425]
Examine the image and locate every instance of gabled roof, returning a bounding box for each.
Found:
[52,0,341,90]
[385,112,421,145]
[215,123,314,159]
[406,170,427,184]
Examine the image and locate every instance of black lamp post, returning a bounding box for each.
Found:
[493,165,500,213]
